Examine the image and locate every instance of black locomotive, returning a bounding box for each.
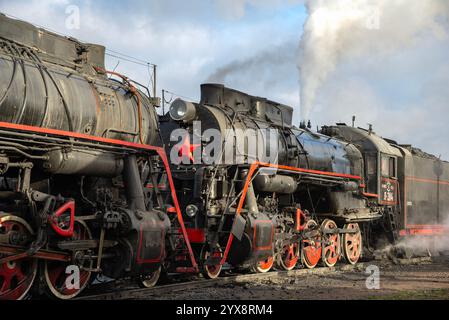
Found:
[161,83,449,276]
[0,14,173,299]
[1,14,448,300]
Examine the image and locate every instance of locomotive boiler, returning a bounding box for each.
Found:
[0,14,159,146]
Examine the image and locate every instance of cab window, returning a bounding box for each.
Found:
[381,155,396,177]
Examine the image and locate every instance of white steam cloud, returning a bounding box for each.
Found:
[385,215,449,257]
[298,0,449,122]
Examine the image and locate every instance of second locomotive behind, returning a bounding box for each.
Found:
[161,84,382,275]
[162,83,449,277]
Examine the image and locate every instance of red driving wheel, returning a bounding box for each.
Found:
[301,219,322,269]
[321,219,341,268]
[342,223,362,265]
[0,216,38,300]
[44,220,93,299]
[201,245,223,279]
[277,242,300,271]
[254,256,274,273]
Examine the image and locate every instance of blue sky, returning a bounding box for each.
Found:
[0,0,306,113]
[1,0,449,159]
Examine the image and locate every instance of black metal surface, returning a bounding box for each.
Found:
[123,155,146,211]
[0,14,160,146]
[294,128,363,176]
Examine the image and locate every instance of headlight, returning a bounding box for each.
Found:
[169,98,197,122]
[186,204,199,218]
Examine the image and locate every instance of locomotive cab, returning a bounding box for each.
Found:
[320,124,401,206]
[320,124,407,244]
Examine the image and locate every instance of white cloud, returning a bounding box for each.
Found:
[216,0,303,20]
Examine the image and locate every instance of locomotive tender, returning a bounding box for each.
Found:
[0,14,448,300]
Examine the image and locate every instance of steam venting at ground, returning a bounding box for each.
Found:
[380,215,449,258]
[298,0,449,122]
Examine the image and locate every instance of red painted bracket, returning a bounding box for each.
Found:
[50,201,75,237]
[296,208,308,232]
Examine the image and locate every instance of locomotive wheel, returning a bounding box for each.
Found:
[44,220,93,300]
[138,266,162,288]
[201,245,223,279]
[321,219,341,268]
[0,215,38,300]
[342,223,362,265]
[277,242,300,271]
[253,256,274,273]
[301,219,322,269]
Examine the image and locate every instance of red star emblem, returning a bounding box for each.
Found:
[174,134,201,162]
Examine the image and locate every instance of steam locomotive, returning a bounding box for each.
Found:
[161,83,449,278]
[1,14,448,300]
[0,14,174,300]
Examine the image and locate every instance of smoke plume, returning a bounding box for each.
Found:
[207,42,296,84]
[298,0,449,122]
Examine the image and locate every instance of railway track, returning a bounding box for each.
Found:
[78,262,369,300]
